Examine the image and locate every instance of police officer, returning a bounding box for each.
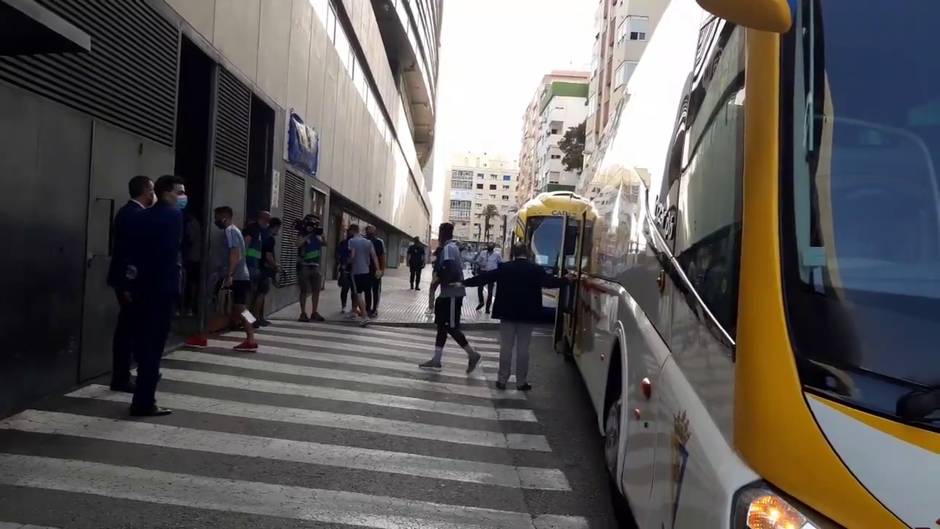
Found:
[126,174,187,417]
[107,175,154,393]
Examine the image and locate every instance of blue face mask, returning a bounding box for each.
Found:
[176,194,188,211]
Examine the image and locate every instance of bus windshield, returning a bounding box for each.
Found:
[528,217,563,269]
[785,0,940,419]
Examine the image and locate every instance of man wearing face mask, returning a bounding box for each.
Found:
[107,175,155,393]
[215,206,257,351]
[124,174,186,416]
[244,210,272,328]
[296,214,326,322]
[474,243,502,313]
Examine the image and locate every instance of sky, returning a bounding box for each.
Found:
[429,0,596,226]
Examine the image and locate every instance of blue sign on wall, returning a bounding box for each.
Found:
[287,111,319,177]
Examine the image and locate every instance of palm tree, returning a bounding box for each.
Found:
[482,204,500,242]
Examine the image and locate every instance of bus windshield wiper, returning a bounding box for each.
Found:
[896,386,940,422]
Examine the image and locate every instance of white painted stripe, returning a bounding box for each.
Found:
[258,324,502,353]
[254,327,500,355]
[169,350,523,401]
[155,366,536,422]
[275,320,501,344]
[207,339,480,375]
[0,410,567,490]
[212,335,488,369]
[231,331,500,363]
[0,455,585,529]
[0,524,59,529]
[67,386,550,451]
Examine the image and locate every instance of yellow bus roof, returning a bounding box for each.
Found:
[517,191,598,223]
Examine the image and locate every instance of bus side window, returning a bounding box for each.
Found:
[673,25,746,339]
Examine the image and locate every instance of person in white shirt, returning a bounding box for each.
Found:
[474,243,502,313]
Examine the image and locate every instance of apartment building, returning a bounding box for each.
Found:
[443,153,519,244]
[581,0,668,191]
[517,71,589,205]
[0,0,441,416]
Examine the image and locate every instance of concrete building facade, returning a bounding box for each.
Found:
[517,71,589,205]
[443,153,519,245]
[0,0,441,417]
[582,0,668,191]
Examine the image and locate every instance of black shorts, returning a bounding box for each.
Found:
[434,297,463,329]
[352,273,372,294]
[231,280,251,306]
[250,269,270,295]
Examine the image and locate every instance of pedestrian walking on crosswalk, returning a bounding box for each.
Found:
[347,224,382,327]
[419,223,481,372]
[465,242,571,391]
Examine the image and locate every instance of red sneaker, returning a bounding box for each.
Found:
[233,340,258,352]
[185,336,208,348]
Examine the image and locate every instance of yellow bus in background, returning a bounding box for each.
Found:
[511,191,597,347]
[558,0,940,527]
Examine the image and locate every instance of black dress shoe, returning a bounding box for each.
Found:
[495,381,507,390]
[110,382,136,394]
[516,383,533,391]
[129,406,172,417]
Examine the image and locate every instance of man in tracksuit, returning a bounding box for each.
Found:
[419,222,481,373]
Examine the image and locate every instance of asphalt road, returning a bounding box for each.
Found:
[0,320,619,528]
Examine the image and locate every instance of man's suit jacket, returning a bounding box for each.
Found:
[464,258,566,323]
[107,200,144,291]
[126,202,183,298]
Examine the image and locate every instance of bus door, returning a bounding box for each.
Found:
[554,213,588,356]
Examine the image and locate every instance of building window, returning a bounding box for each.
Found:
[477,173,484,178]
[627,16,650,41]
[476,183,484,189]
[501,195,510,200]
[489,184,497,190]
[489,194,496,199]
[551,154,561,160]
[503,185,510,190]
[551,129,559,135]
[503,175,512,181]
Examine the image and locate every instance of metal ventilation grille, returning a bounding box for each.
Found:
[214,68,251,177]
[279,171,306,286]
[0,0,178,146]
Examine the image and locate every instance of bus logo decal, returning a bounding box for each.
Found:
[671,410,692,528]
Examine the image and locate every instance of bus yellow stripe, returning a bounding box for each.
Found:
[734,29,905,529]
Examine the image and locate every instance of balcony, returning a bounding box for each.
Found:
[372,0,438,166]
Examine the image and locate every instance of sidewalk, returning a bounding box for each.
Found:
[270,267,499,328]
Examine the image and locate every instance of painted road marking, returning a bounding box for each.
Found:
[67,386,550,451]
[170,349,522,401]
[0,455,587,529]
[0,410,568,490]
[154,366,535,422]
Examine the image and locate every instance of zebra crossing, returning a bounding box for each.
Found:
[0,322,602,528]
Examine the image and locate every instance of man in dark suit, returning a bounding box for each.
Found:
[125,174,187,417]
[464,243,570,391]
[106,175,154,393]
[407,236,426,290]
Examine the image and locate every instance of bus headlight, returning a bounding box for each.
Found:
[734,486,839,529]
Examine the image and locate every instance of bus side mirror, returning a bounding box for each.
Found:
[696,0,793,33]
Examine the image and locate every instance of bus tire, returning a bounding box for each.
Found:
[603,348,637,527]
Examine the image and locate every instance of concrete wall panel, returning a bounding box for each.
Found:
[257,0,292,106]
[286,0,313,117]
[213,0,261,81]
[166,0,216,38]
